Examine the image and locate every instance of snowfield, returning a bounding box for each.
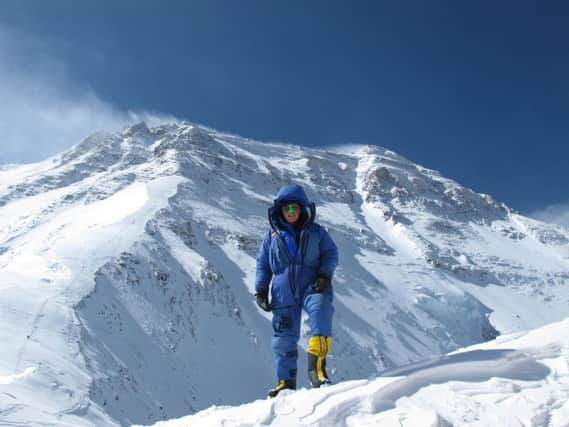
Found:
[144,318,569,427]
[1,121,568,426]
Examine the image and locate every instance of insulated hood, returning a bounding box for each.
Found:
[268,184,315,231]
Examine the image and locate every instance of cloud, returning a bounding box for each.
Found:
[530,202,569,228]
[0,25,177,165]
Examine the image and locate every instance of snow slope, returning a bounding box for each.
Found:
[143,318,569,427]
[1,121,568,426]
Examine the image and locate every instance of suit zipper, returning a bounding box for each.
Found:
[276,231,296,297]
[299,230,309,285]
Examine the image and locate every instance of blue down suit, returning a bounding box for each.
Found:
[255,184,339,382]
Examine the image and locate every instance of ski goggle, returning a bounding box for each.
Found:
[282,203,300,215]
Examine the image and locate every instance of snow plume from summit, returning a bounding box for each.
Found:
[0,24,177,165]
[532,201,569,228]
[0,121,568,426]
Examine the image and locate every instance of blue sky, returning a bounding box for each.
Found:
[0,1,567,221]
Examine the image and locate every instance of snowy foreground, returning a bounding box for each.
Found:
[144,318,569,427]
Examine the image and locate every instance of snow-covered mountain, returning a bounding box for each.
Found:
[1,121,568,426]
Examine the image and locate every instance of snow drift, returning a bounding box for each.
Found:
[142,318,569,427]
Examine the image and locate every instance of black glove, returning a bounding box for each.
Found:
[255,288,271,312]
[312,274,331,293]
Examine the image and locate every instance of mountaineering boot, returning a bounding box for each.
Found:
[267,379,296,398]
[307,336,332,387]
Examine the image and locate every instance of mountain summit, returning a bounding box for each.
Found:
[1,122,568,426]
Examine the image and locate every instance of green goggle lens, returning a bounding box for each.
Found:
[285,204,299,214]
